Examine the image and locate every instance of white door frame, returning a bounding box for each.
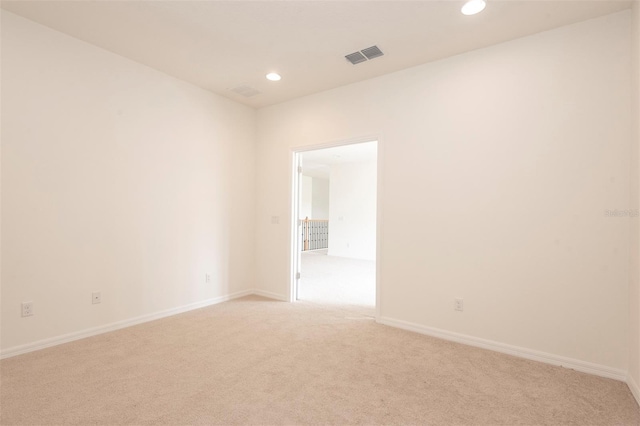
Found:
[289,135,382,319]
[290,152,303,302]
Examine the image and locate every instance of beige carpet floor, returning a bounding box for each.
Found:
[1,295,639,425]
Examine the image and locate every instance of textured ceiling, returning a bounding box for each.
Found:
[1,0,632,108]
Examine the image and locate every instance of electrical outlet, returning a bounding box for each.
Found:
[21,302,33,317]
[92,292,101,304]
[454,298,464,312]
[205,274,211,283]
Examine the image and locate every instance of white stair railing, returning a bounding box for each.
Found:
[300,217,329,251]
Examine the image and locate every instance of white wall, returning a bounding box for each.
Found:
[255,11,632,372]
[300,175,328,220]
[629,0,640,396]
[300,175,313,219]
[1,12,256,352]
[311,178,329,220]
[328,161,377,260]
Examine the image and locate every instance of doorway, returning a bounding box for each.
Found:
[290,140,378,316]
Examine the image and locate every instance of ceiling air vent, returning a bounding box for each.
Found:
[229,84,261,98]
[345,51,367,65]
[345,45,384,65]
[361,45,384,60]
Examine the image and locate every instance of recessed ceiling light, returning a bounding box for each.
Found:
[461,0,486,15]
[266,73,281,81]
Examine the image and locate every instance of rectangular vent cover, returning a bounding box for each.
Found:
[345,51,367,65]
[230,84,261,98]
[345,45,384,65]
[361,45,384,60]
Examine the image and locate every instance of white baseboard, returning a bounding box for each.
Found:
[377,316,627,382]
[0,289,253,360]
[628,374,640,406]
[4,292,629,389]
[252,289,288,301]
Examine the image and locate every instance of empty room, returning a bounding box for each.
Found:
[2,0,640,425]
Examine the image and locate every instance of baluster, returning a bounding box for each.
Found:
[312,221,316,250]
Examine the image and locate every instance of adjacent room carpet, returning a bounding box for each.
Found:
[298,248,375,317]
[1,295,638,425]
